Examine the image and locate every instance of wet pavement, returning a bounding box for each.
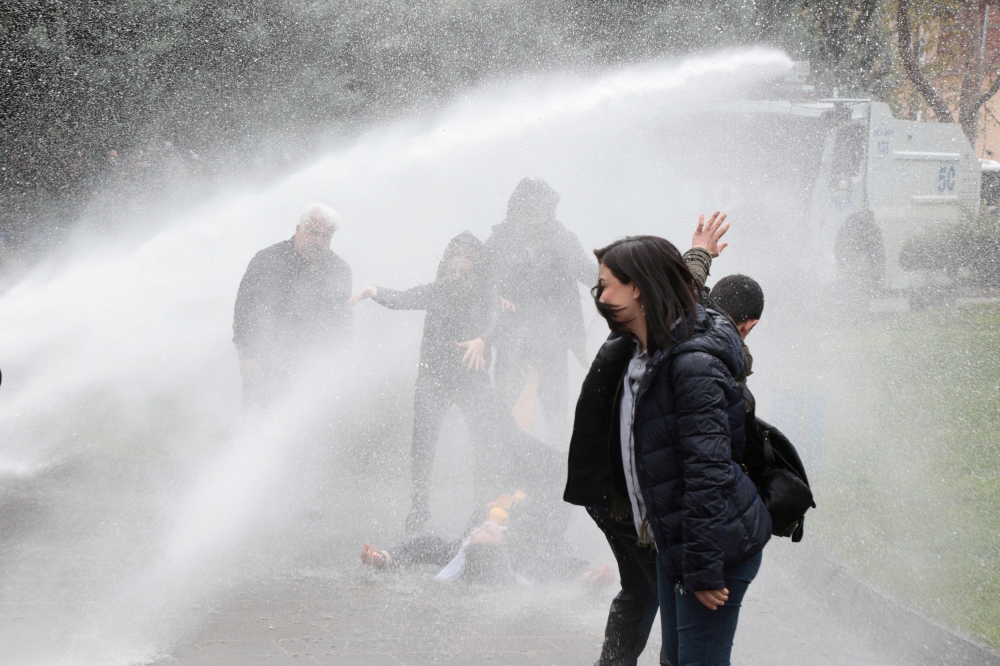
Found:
[151,540,907,666]
[1,456,992,666]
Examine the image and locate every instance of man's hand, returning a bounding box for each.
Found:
[691,211,730,258]
[694,588,729,610]
[499,296,517,313]
[350,286,378,306]
[456,337,487,371]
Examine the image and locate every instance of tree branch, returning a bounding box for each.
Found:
[897,0,955,122]
[978,72,1000,108]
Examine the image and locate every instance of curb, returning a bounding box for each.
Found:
[793,540,1000,666]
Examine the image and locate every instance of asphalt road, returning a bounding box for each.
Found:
[0,453,979,666]
[150,540,905,666]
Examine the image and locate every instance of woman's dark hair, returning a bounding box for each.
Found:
[592,236,699,352]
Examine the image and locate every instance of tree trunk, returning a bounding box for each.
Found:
[897,0,955,123]
[958,0,987,145]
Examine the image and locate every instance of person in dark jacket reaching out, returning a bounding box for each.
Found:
[565,233,770,666]
[351,231,503,533]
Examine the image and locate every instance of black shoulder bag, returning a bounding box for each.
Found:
[740,385,816,542]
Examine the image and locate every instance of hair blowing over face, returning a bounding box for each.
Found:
[592,236,699,352]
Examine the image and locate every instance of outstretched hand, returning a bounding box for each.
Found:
[582,564,617,586]
[361,542,392,566]
[691,211,730,258]
[456,337,487,371]
[350,286,378,306]
[694,588,729,610]
[499,296,517,313]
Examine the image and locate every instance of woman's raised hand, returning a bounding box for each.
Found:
[691,211,730,258]
[456,337,487,371]
[350,286,378,306]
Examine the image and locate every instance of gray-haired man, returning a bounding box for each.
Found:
[233,204,353,408]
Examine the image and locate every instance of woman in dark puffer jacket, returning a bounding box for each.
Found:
[586,235,770,666]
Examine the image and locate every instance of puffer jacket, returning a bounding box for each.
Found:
[634,306,770,592]
[561,248,715,509]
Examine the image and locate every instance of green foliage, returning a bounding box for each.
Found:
[798,0,900,98]
[0,0,581,245]
[813,302,1000,648]
[0,0,904,246]
[0,0,577,163]
[898,216,1000,286]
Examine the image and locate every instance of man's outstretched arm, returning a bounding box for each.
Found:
[684,211,729,288]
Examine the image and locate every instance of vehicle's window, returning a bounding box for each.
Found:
[832,123,866,177]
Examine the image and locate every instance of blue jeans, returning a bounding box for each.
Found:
[657,550,762,666]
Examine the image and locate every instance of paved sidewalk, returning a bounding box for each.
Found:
[0,456,978,666]
[154,541,904,666]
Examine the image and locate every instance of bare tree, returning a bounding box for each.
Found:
[898,0,1000,145]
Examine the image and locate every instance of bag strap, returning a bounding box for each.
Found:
[741,384,773,463]
[740,383,755,415]
[761,426,776,466]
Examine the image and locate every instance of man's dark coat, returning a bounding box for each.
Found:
[233,238,352,364]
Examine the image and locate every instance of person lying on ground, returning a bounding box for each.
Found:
[360,491,615,586]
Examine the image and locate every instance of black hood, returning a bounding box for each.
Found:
[435,230,486,283]
[505,176,560,224]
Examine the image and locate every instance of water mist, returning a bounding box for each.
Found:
[0,48,942,666]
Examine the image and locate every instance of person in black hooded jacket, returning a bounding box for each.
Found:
[351,231,504,533]
[484,177,596,441]
[565,235,770,666]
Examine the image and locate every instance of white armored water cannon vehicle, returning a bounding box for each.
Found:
[810,100,980,292]
[728,97,981,294]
